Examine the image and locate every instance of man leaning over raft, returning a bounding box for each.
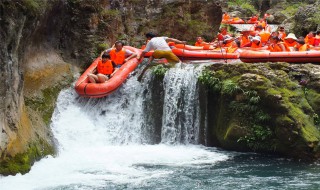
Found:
[139,32,186,64]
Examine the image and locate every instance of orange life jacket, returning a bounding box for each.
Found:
[240,36,251,47]
[257,20,266,28]
[268,43,286,52]
[251,41,262,48]
[305,36,315,46]
[223,13,230,20]
[279,42,291,51]
[314,36,320,46]
[195,42,202,46]
[295,44,310,51]
[110,48,126,65]
[259,32,271,44]
[195,41,207,47]
[97,60,114,75]
[223,41,238,53]
[284,40,298,47]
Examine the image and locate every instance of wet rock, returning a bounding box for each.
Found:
[200,63,320,160]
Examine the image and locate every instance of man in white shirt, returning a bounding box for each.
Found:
[139,32,186,63]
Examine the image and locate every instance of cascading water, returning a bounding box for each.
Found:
[161,64,202,144]
[0,62,229,190]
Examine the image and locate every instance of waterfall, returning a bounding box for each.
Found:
[0,62,229,190]
[161,63,203,144]
[53,62,206,147]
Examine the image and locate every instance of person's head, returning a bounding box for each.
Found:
[101,53,111,62]
[196,36,203,43]
[307,31,314,38]
[255,25,263,31]
[278,26,285,32]
[241,31,250,36]
[271,31,279,37]
[270,36,280,44]
[220,27,227,35]
[285,33,297,43]
[114,41,124,51]
[223,35,234,43]
[146,32,156,40]
[252,36,261,44]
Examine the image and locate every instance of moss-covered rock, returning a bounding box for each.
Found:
[0,140,54,176]
[199,63,320,160]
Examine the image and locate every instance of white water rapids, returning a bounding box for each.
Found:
[0,63,229,190]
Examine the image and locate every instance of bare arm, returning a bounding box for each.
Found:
[279,44,286,51]
[166,38,186,44]
[124,52,137,62]
[139,51,147,62]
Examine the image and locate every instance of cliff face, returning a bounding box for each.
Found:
[0,0,222,175]
[198,63,320,160]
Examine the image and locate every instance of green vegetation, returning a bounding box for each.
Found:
[152,64,168,77]
[311,5,320,24]
[227,0,257,15]
[281,3,305,17]
[21,0,46,15]
[96,43,109,56]
[0,140,54,176]
[198,70,222,92]
[199,67,274,151]
[25,83,71,125]
[101,9,120,19]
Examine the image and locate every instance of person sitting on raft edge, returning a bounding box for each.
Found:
[87,53,116,83]
[102,41,137,75]
[138,32,186,64]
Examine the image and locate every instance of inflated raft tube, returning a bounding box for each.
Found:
[175,44,204,50]
[240,50,320,63]
[222,18,245,24]
[172,48,239,59]
[75,46,142,98]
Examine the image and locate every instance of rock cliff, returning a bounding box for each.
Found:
[198,62,320,160]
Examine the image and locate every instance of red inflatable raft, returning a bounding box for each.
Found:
[240,50,320,63]
[143,48,239,59]
[172,48,239,59]
[75,46,142,98]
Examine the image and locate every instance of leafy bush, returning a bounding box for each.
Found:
[152,65,168,77]
[227,0,257,15]
[281,3,305,17]
[222,80,242,95]
[198,69,222,92]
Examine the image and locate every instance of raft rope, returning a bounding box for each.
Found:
[216,37,228,64]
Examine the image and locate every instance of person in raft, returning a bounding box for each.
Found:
[139,32,186,64]
[195,36,210,46]
[103,41,137,74]
[87,53,116,83]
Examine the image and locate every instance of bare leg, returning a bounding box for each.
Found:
[87,74,98,83]
[97,74,109,83]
